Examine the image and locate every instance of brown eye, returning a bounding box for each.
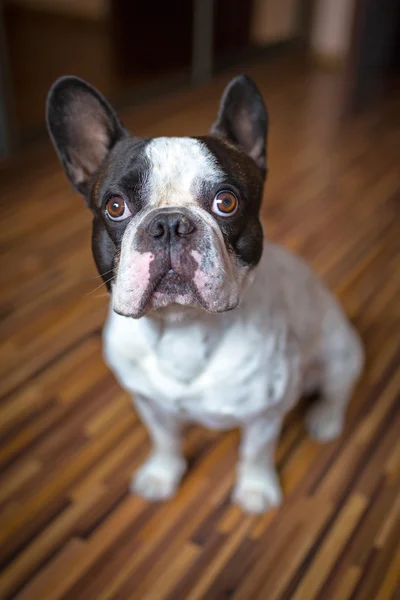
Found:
[105,197,132,221]
[212,190,238,217]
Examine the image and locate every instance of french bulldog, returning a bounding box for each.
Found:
[46,74,364,513]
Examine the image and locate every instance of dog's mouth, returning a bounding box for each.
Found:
[151,269,200,309]
[154,269,192,295]
[141,268,203,315]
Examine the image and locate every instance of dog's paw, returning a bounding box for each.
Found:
[306,401,344,443]
[233,468,282,514]
[131,452,186,501]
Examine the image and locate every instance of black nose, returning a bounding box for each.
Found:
[147,211,196,241]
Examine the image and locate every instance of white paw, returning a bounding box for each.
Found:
[306,402,344,442]
[233,467,283,514]
[131,452,186,501]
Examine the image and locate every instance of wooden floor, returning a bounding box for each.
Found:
[0,56,399,600]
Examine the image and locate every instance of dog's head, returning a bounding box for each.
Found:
[46,75,268,318]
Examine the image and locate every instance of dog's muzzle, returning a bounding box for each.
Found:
[112,206,243,317]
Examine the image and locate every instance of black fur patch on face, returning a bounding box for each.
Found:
[196,135,265,267]
[88,136,152,288]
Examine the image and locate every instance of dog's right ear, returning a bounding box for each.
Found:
[46,76,126,196]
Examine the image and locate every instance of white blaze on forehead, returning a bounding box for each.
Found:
[144,137,223,207]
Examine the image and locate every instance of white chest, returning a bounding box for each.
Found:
[103,305,293,428]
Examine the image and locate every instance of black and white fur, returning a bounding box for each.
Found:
[47,75,364,513]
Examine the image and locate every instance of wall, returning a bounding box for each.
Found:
[310,0,355,60]
[250,0,299,44]
[7,0,108,20]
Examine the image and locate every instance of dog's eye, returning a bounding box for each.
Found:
[105,197,132,221]
[212,190,238,217]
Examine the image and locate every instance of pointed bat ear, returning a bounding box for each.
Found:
[211,74,268,178]
[46,76,126,195]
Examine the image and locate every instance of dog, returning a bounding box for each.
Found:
[46,74,364,513]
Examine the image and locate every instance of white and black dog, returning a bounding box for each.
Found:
[46,75,364,513]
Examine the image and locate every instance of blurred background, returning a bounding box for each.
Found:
[1,0,400,157]
[0,2,399,599]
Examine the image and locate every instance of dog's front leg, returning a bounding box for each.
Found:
[131,396,186,501]
[233,412,284,514]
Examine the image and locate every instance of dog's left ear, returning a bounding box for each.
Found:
[211,75,268,178]
[46,76,126,196]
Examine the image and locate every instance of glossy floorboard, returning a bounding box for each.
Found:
[0,55,399,599]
